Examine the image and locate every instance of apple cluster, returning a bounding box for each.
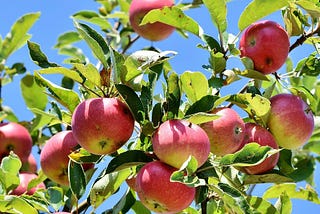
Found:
[0,122,45,195]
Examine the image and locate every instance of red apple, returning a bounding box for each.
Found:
[129,0,175,41]
[21,153,37,173]
[239,20,290,74]
[71,97,134,155]
[0,122,32,163]
[10,172,45,196]
[136,161,195,213]
[200,107,245,156]
[40,131,78,186]
[152,119,210,169]
[240,123,279,175]
[268,93,314,149]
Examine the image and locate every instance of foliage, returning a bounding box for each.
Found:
[0,0,319,213]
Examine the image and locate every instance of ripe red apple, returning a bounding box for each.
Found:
[152,119,210,169]
[40,130,78,186]
[239,20,290,74]
[239,123,279,175]
[129,0,175,41]
[268,93,314,149]
[136,161,195,213]
[10,172,45,196]
[71,97,134,155]
[0,122,32,163]
[21,153,37,173]
[200,107,245,156]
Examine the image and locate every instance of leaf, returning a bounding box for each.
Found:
[1,106,19,122]
[236,69,270,81]
[54,31,82,48]
[45,186,65,211]
[106,150,153,174]
[68,160,87,199]
[0,12,40,60]
[27,41,59,68]
[238,0,289,31]
[185,95,219,115]
[210,52,227,74]
[203,0,227,33]
[0,153,21,193]
[34,72,81,112]
[220,143,277,167]
[73,10,112,30]
[3,196,38,214]
[184,112,220,125]
[283,6,304,36]
[37,67,83,84]
[74,21,110,68]
[289,86,318,114]
[73,63,101,87]
[131,200,152,214]
[165,71,181,119]
[296,0,320,18]
[115,84,146,124]
[247,196,280,214]
[180,71,209,103]
[90,169,131,208]
[69,148,101,163]
[141,6,203,37]
[110,188,136,214]
[263,183,320,204]
[20,74,48,112]
[243,171,293,185]
[275,192,292,214]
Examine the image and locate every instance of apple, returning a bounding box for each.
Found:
[71,97,134,155]
[200,107,245,156]
[239,20,290,74]
[129,0,175,41]
[268,93,314,149]
[0,122,32,163]
[152,119,210,169]
[239,123,279,175]
[21,153,37,173]
[40,130,78,186]
[136,161,195,213]
[11,172,45,196]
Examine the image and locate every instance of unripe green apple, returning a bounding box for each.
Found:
[152,119,210,169]
[136,161,195,213]
[11,172,45,196]
[240,123,279,175]
[239,20,290,74]
[268,93,314,149]
[200,107,245,156]
[0,122,32,163]
[71,97,134,155]
[129,0,175,41]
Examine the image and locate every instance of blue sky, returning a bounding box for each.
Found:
[1,0,319,213]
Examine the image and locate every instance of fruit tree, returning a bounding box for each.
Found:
[0,0,320,213]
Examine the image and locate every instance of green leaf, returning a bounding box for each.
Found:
[203,0,227,33]
[184,112,220,125]
[69,148,101,163]
[0,153,21,193]
[141,6,203,37]
[243,171,293,185]
[73,10,112,30]
[227,93,271,126]
[275,192,292,214]
[37,67,83,84]
[210,52,227,74]
[289,86,318,114]
[20,74,48,112]
[131,200,152,214]
[304,128,320,155]
[45,186,65,211]
[296,0,320,18]
[58,46,87,64]
[73,63,101,87]
[27,170,47,192]
[27,41,59,68]
[181,71,209,103]
[263,183,320,204]
[185,95,219,115]
[247,196,280,214]
[2,196,38,214]
[54,31,82,48]
[115,84,146,124]
[68,160,87,199]
[283,6,304,36]
[0,12,40,60]
[34,72,81,112]
[236,69,270,81]
[106,150,153,174]
[165,71,181,118]
[238,0,289,31]
[1,106,19,122]
[74,21,110,68]
[220,143,277,167]
[90,169,131,208]
[110,188,136,214]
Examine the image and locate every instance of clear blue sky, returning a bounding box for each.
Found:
[1,0,319,213]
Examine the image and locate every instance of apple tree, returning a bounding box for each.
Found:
[0,0,320,213]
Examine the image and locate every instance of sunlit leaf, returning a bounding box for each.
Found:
[181,71,209,103]
[203,0,227,33]
[184,112,220,125]
[73,10,112,30]
[243,171,293,185]
[296,0,320,18]
[247,196,280,214]
[68,160,86,199]
[27,41,59,68]
[54,31,81,48]
[275,192,292,214]
[45,186,65,211]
